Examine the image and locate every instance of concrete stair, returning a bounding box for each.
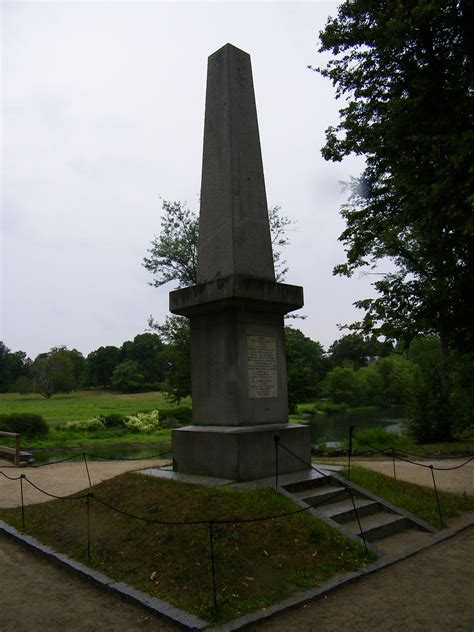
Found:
[281,469,436,552]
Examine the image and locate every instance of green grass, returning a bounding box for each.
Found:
[16,427,172,450]
[0,390,190,426]
[343,466,474,529]
[0,473,375,624]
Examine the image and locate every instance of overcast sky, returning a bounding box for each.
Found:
[2,1,375,360]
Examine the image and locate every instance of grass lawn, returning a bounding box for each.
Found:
[0,390,190,426]
[0,473,375,624]
[343,466,474,529]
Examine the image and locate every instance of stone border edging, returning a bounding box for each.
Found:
[1,512,473,632]
[0,519,208,631]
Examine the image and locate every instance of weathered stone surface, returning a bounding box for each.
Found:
[170,273,303,316]
[172,423,311,481]
[197,43,275,283]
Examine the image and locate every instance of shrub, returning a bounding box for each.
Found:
[161,406,192,423]
[346,425,409,452]
[102,414,127,429]
[64,417,106,432]
[123,410,161,433]
[0,413,49,438]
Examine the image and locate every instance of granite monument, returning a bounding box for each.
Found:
[171,43,311,481]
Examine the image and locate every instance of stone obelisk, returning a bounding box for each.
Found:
[170,44,310,481]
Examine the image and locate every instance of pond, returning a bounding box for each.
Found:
[307,406,406,447]
[31,442,172,465]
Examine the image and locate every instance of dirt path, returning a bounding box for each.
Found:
[0,458,170,508]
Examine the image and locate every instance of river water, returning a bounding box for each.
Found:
[307,406,405,447]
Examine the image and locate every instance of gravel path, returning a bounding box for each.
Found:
[0,457,473,631]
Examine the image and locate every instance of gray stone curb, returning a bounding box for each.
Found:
[0,519,208,631]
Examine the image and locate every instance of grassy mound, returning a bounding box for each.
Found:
[344,466,474,528]
[0,473,374,623]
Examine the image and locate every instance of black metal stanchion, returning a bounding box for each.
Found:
[20,474,25,529]
[348,426,355,480]
[86,493,92,563]
[348,488,367,553]
[208,520,218,615]
[430,465,444,527]
[392,447,397,479]
[273,435,280,490]
[83,452,92,488]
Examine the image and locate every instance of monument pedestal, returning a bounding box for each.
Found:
[172,423,311,482]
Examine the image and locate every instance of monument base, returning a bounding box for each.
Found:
[172,423,311,482]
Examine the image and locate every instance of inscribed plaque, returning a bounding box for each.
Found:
[247,335,278,399]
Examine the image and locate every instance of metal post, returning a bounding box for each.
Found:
[83,453,92,488]
[20,474,25,529]
[392,447,397,479]
[348,426,355,480]
[273,435,280,490]
[15,434,21,467]
[208,521,218,614]
[349,488,367,553]
[430,465,444,527]
[86,493,91,563]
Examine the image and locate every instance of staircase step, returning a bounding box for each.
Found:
[283,475,333,493]
[317,497,381,523]
[345,512,411,542]
[295,484,350,506]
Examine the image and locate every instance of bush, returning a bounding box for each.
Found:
[161,406,192,425]
[346,426,409,452]
[102,414,126,429]
[64,417,106,432]
[123,410,161,433]
[0,413,49,438]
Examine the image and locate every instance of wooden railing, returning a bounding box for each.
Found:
[0,431,21,466]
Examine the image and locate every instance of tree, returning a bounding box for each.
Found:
[329,333,391,368]
[148,316,191,402]
[143,199,294,288]
[0,342,30,392]
[120,333,166,385]
[32,348,77,398]
[110,360,145,392]
[321,367,359,405]
[84,345,121,388]
[285,327,330,409]
[316,1,474,438]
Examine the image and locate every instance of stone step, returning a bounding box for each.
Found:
[317,497,382,524]
[295,484,350,507]
[283,475,333,494]
[344,512,411,542]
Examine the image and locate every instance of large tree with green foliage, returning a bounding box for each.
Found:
[31,347,79,398]
[316,0,474,438]
[143,200,294,287]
